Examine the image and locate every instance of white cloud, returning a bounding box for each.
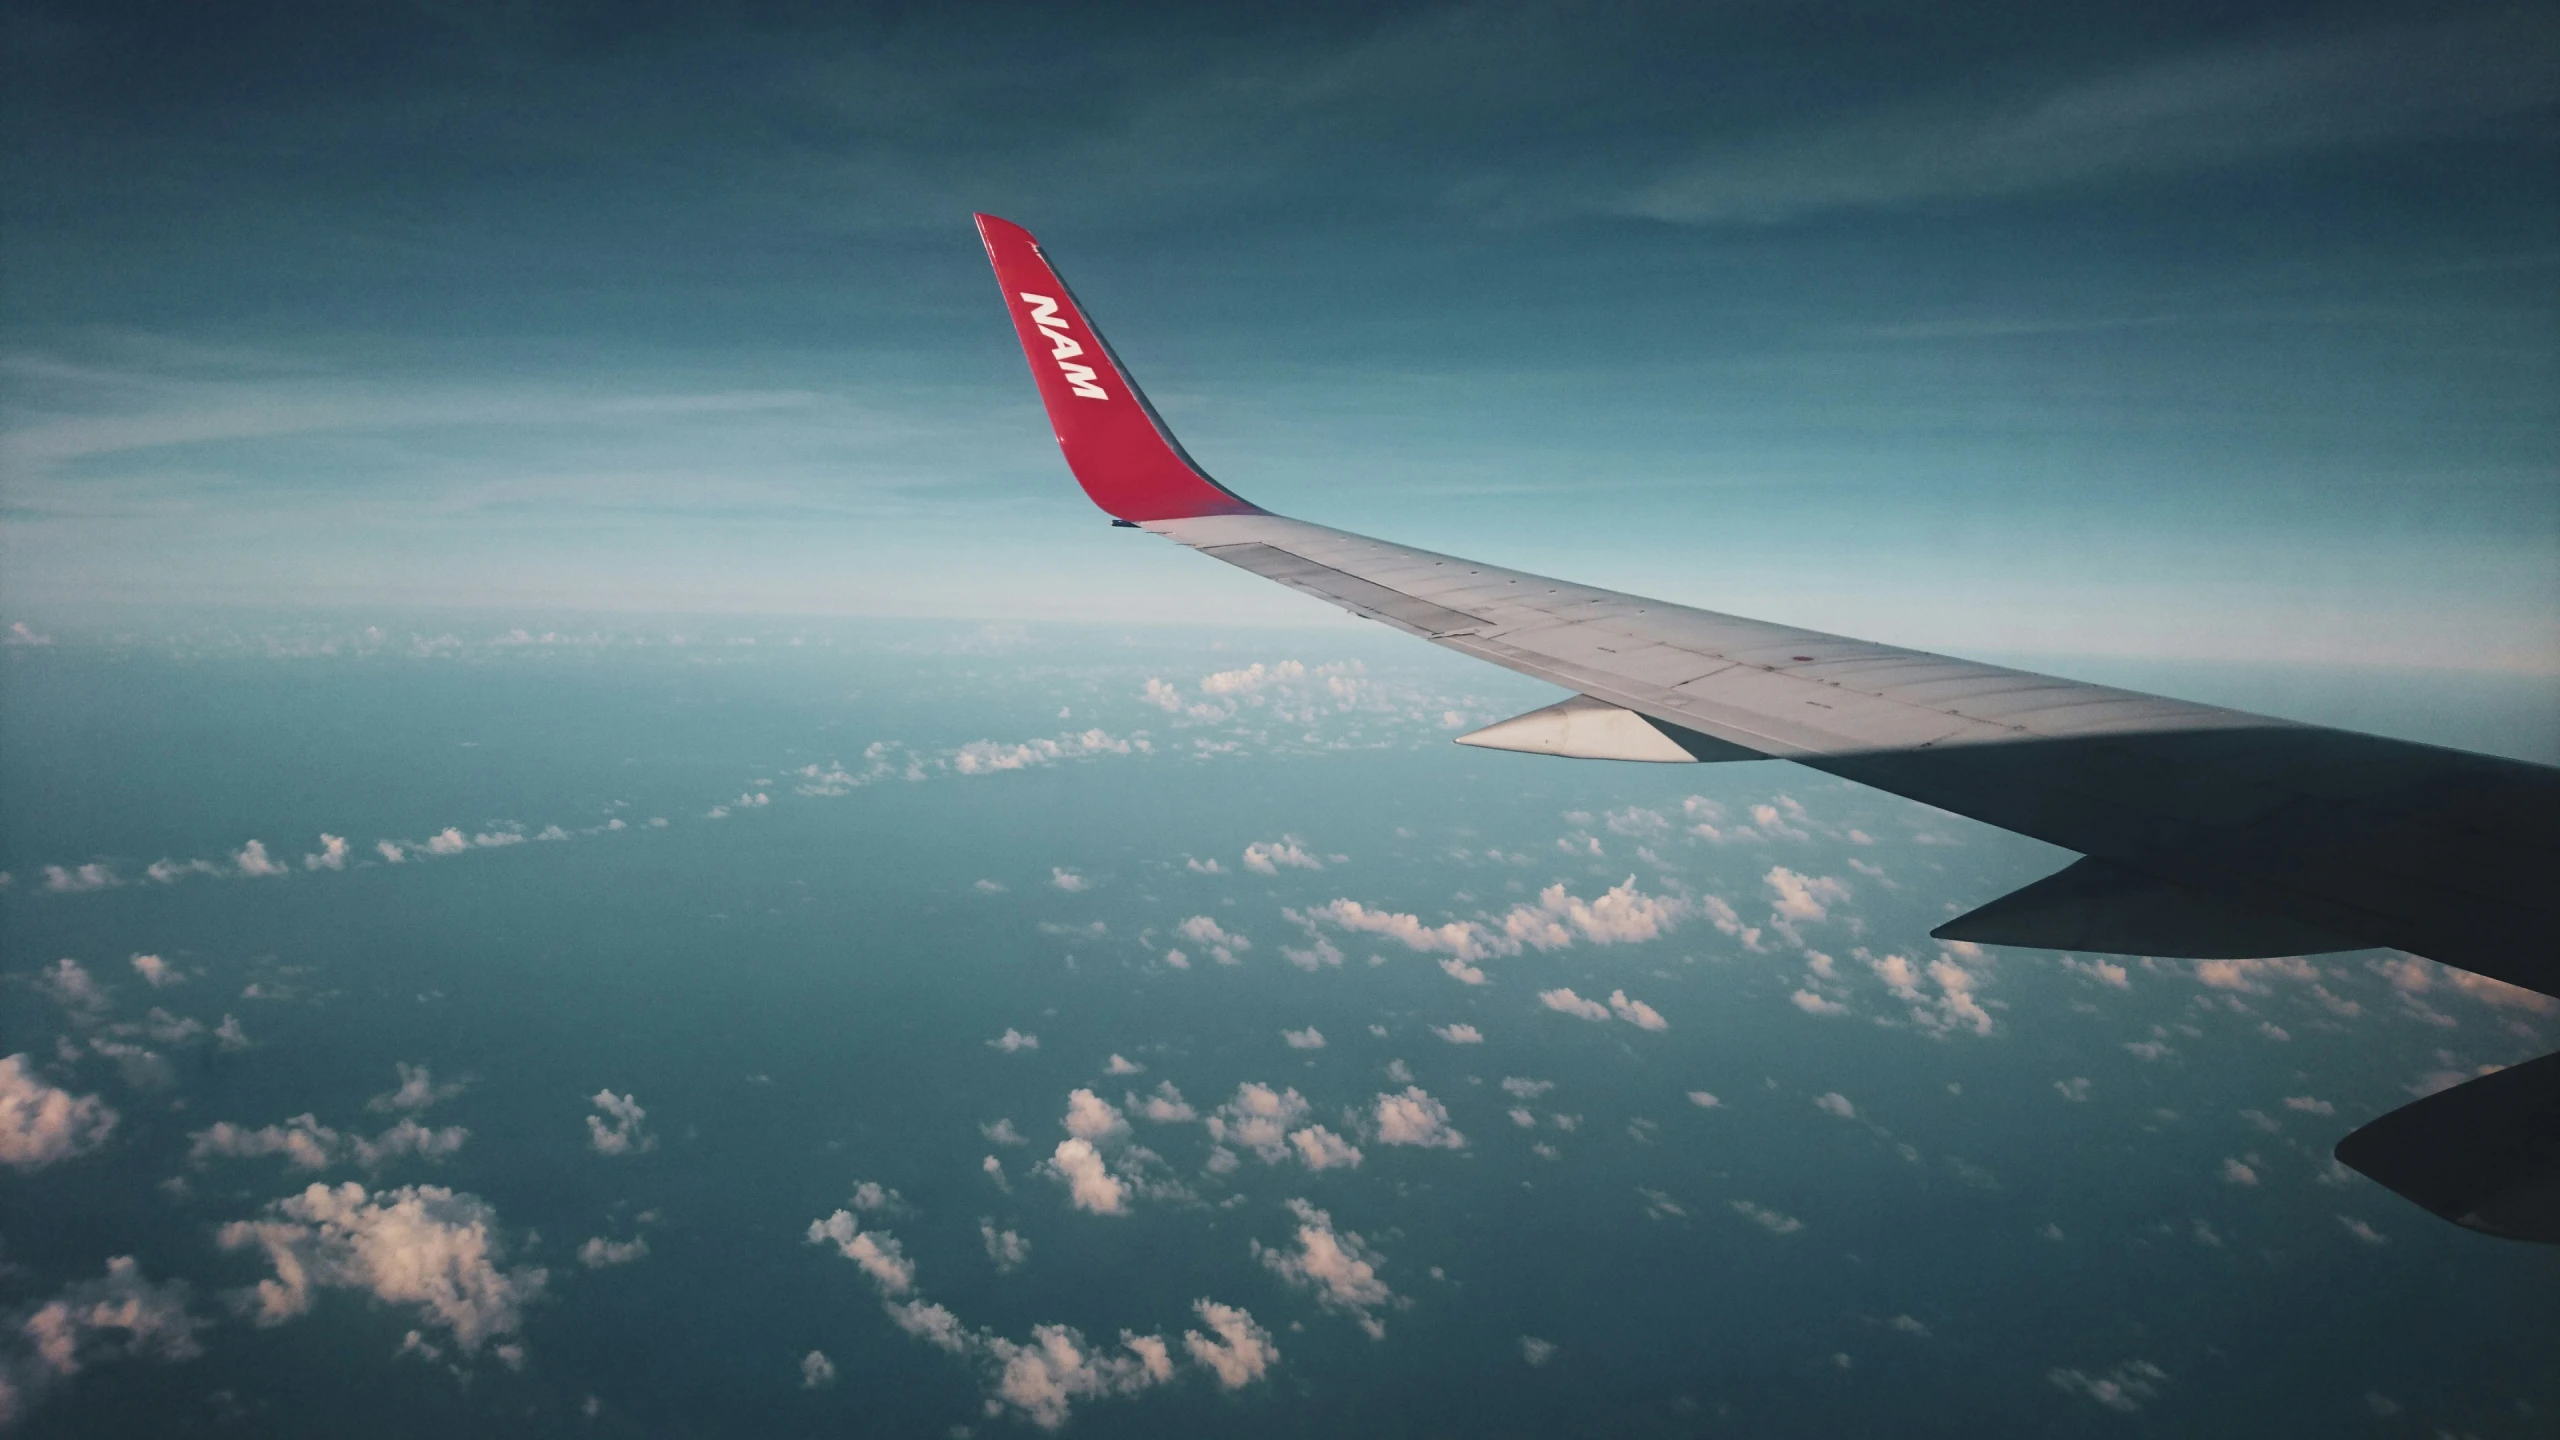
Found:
[1281,1027,1326,1050]
[41,862,118,893]
[369,1063,465,1114]
[982,1221,1031,1273]
[2048,1359,2168,1414]
[1256,1198,1396,1338]
[1288,1125,1363,1171]
[1174,915,1248,965]
[375,840,406,863]
[1062,1089,1130,1143]
[1538,988,1612,1022]
[1813,1092,1856,1120]
[1699,895,1765,951]
[1609,991,1668,1030]
[2219,1158,2260,1187]
[129,954,182,989]
[36,958,107,1013]
[886,1298,971,1354]
[218,1182,547,1354]
[1,1256,202,1420]
[1372,1087,1465,1149]
[424,828,469,856]
[1103,1054,1145,1076]
[1050,868,1089,892]
[1243,838,1323,875]
[1209,1083,1312,1163]
[1764,866,1849,924]
[1182,1300,1279,1390]
[0,1055,117,1170]
[849,1181,905,1214]
[1520,1335,1558,1366]
[1185,856,1225,874]
[805,1210,916,1293]
[1790,989,1849,1016]
[1043,1139,1130,1215]
[2444,968,2560,1015]
[1430,1023,1483,1045]
[2054,1078,2092,1103]
[1133,1082,1196,1124]
[982,1119,1027,1145]
[988,1029,1040,1053]
[1282,937,1344,971]
[2283,1095,2336,1116]
[1730,1200,1804,1235]
[2336,1215,2387,1246]
[227,840,288,878]
[578,1235,649,1268]
[800,1350,837,1389]
[585,1091,653,1155]
[188,1114,468,1173]
[1200,660,1304,696]
[1687,1091,1721,1108]
[1499,877,1685,950]
[983,1322,1175,1430]
[1439,957,1488,985]
[1301,899,1490,961]
[303,835,349,872]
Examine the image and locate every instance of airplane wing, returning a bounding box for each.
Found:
[972,212,2560,1242]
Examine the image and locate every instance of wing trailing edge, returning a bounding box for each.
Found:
[1931,856,2362,959]
[2336,1054,2560,1243]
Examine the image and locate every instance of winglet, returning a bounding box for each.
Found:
[974,213,1262,523]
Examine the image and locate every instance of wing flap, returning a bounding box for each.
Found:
[1931,855,2364,957]
[2336,1053,2560,1243]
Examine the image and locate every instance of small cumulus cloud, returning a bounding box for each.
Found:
[1281,1027,1326,1050]
[1371,1087,1465,1149]
[1243,837,1323,875]
[989,1029,1041,1053]
[586,1091,653,1155]
[219,1182,546,1356]
[1430,1023,1483,1045]
[1255,1198,1396,1339]
[0,1054,119,1170]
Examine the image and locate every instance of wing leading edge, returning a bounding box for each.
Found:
[973,213,2560,1240]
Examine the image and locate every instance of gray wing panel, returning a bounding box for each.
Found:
[1155,513,2560,997]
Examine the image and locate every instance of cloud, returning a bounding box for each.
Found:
[1439,957,1488,985]
[1,1256,202,1423]
[1813,1092,1856,1119]
[424,828,469,856]
[2054,1077,2092,1103]
[1730,1200,1804,1235]
[1281,1027,1326,1050]
[578,1235,649,1268]
[0,1055,118,1170]
[2061,957,2130,989]
[1288,1126,1363,1171]
[41,862,119,893]
[1200,661,1304,696]
[982,1221,1032,1273]
[219,1182,546,1354]
[369,1063,465,1114]
[1209,1083,1312,1164]
[585,1090,653,1155]
[1687,1091,1721,1108]
[982,1119,1027,1145]
[1790,988,1848,1016]
[1764,867,1849,923]
[1182,1300,1279,1390]
[1243,838,1323,875]
[129,954,182,988]
[188,1113,468,1172]
[1256,1199,1396,1338]
[2336,1215,2387,1246]
[1049,868,1089,892]
[1430,1023,1483,1044]
[1133,1082,1197,1125]
[302,835,349,871]
[1371,1087,1465,1149]
[1608,991,1668,1030]
[950,728,1135,777]
[800,1350,836,1389]
[1174,916,1248,965]
[848,1181,905,1214]
[1184,857,1225,874]
[2048,1359,2169,1414]
[983,1324,1176,1430]
[1063,1089,1130,1143]
[36,958,107,1013]
[1301,900,1490,961]
[2282,1095,2335,1116]
[1699,895,1765,951]
[806,1210,916,1293]
[1499,877,1686,951]
[2443,968,2559,1015]
[375,840,406,863]
[988,1029,1040,1053]
[2219,1158,2259,1187]
[1538,988,1611,1022]
[1043,1139,1130,1215]
[1103,1054,1145,1076]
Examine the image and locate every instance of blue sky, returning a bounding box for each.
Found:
[3,0,2554,671]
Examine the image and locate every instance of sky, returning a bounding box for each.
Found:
[3,0,2556,673]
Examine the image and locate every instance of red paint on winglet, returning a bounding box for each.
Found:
[974,213,1262,523]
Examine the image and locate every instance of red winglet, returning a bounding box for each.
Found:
[974,214,1262,523]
